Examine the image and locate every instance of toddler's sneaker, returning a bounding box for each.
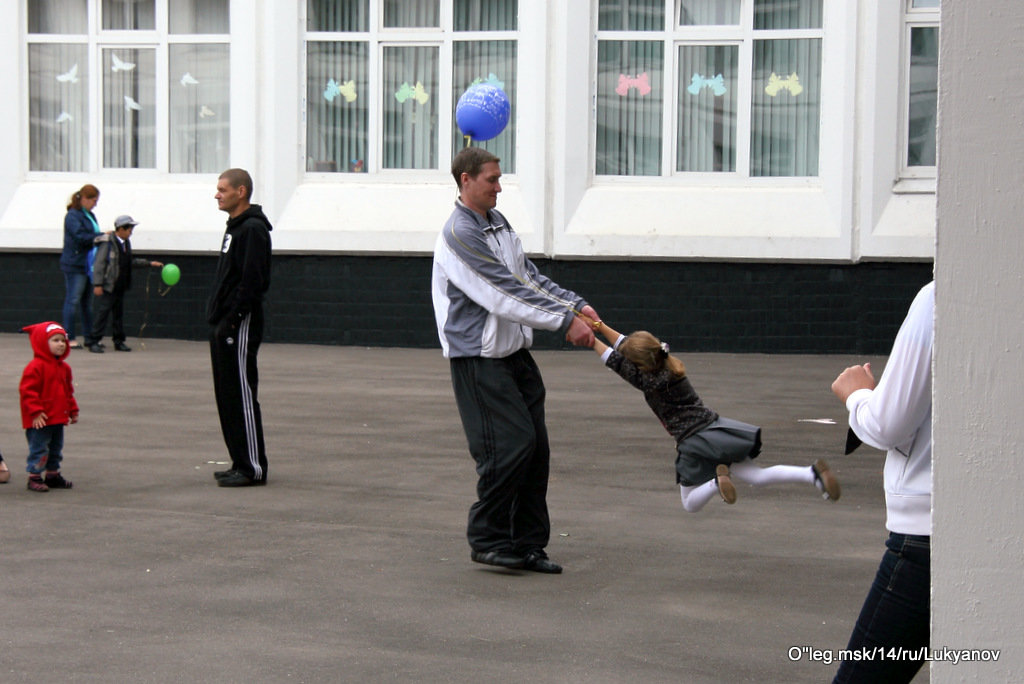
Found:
[44,472,73,489]
[27,475,49,492]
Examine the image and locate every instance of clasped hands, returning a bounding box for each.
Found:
[565,305,602,347]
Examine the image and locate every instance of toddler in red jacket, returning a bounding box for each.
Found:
[20,322,79,492]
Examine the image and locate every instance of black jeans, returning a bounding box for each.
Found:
[450,350,551,555]
[833,532,930,683]
[87,288,126,345]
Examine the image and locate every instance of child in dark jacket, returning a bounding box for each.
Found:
[586,319,840,512]
[20,322,79,492]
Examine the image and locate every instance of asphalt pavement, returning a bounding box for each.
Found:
[0,333,927,683]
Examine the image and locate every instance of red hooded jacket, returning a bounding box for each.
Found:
[20,322,79,429]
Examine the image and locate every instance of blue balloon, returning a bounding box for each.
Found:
[455,84,510,142]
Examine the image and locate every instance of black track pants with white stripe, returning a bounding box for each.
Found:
[209,309,268,482]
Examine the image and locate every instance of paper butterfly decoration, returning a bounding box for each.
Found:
[111,54,136,72]
[764,72,803,97]
[200,105,215,118]
[470,73,505,90]
[56,112,73,124]
[324,78,357,103]
[56,64,79,83]
[615,73,651,97]
[687,73,726,96]
[394,81,430,104]
[124,95,141,111]
[180,72,199,86]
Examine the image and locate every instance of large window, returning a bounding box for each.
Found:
[596,0,823,177]
[903,0,939,176]
[305,0,518,174]
[27,0,230,173]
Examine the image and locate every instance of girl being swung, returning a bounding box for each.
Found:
[584,319,840,512]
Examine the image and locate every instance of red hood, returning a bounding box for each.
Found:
[22,321,70,362]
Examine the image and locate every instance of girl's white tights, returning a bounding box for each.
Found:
[678,459,816,512]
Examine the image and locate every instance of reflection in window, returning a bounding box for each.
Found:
[596,41,663,176]
[753,0,822,30]
[383,0,439,28]
[102,0,156,30]
[907,27,937,167]
[170,0,229,33]
[307,0,369,32]
[598,0,663,31]
[382,46,439,169]
[679,0,740,26]
[677,45,737,172]
[307,42,369,172]
[29,0,87,33]
[29,44,88,171]
[103,48,156,168]
[454,0,517,31]
[169,45,230,172]
[750,38,821,177]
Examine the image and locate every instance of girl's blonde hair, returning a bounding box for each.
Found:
[619,331,686,377]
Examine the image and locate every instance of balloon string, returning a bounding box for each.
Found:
[137,269,173,342]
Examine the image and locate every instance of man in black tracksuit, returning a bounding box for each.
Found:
[207,168,272,487]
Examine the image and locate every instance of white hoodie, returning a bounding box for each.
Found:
[846,281,934,536]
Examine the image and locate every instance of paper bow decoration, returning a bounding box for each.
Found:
[324,78,357,103]
[686,73,726,96]
[615,72,651,97]
[470,73,505,90]
[395,81,430,104]
[764,72,804,97]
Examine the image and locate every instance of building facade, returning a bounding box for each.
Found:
[0,0,937,351]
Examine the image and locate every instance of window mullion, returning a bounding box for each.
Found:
[662,34,675,176]
[735,28,753,177]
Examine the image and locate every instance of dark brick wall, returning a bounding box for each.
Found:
[0,251,932,354]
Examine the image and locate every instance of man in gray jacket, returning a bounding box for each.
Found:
[85,215,162,353]
[432,147,599,574]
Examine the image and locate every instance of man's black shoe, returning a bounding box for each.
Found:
[216,471,265,487]
[523,550,562,574]
[213,469,235,481]
[114,342,132,352]
[88,343,104,353]
[470,549,526,569]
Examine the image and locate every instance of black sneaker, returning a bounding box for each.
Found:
[44,473,73,489]
[217,471,265,487]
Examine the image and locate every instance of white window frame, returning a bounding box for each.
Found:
[593,0,826,181]
[301,0,520,181]
[898,0,940,183]
[24,0,230,179]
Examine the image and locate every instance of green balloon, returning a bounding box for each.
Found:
[161,263,181,286]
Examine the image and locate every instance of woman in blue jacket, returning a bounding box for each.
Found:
[60,184,101,348]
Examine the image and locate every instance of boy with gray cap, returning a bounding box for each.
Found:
[85,214,162,353]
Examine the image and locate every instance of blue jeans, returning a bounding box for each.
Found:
[833,532,930,683]
[25,425,64,474]
[62,270,93,342]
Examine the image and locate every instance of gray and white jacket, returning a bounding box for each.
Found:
[432,201,586,359]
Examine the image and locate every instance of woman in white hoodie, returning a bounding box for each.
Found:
[830,281,934,684]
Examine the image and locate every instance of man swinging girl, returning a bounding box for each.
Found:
[582,316,840,512]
